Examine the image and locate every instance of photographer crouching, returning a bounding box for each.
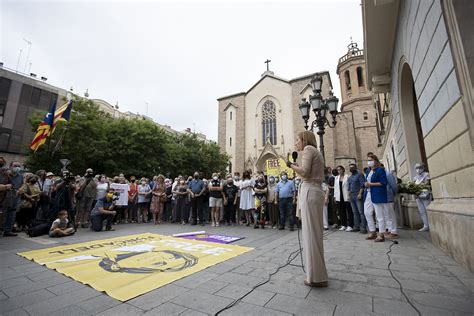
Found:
[90,188,118,232]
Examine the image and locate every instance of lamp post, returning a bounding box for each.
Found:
[298,75,339,167]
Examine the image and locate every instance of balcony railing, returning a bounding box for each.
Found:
[338,49,364,64]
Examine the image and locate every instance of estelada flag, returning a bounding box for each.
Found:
[51,100,73,134]
[30,102,56,152]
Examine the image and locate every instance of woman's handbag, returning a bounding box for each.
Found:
[159,194,167,203]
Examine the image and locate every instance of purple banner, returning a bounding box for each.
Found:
[180,234,244,244]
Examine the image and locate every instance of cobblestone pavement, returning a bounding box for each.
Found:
[1,223,473,315]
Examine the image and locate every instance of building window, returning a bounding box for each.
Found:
[363,112,368,120]
[262,100,277,145]
[230,111,232,120]
[345,70,351,90]
[0,104,4,126]
[229,137,232,147]
[357,67,364,87]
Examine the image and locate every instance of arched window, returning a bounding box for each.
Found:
[262,100,277,145]
[229,137,232,147]
[357,66,364,87]
[345,70,351,90]
[363,111,368,120]
[230,111,232,120]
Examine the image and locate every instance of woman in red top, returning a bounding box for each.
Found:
[127,177,138,223]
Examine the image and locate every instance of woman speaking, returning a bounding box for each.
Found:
[288,131,328,287]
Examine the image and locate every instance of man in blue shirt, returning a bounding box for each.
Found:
[275,171,296,231]
[188,171,206,225]
[90,189,117,231]
[348,163,367,233]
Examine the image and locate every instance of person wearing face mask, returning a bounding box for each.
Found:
[75,168,97,229]
[90,188,117,232]
[16,174,41,231]
[233,172,242,224]
[137,178,152,223]
[333,166,354,232]
[347,163,367,233]
[253,175,268,229]
[208,173,224,227]
[267,176,278,229]
[363,153,389,242]
[2,161,24,237]
[223,176,239,226]
[127,176,138,223]
[275,171,296,231]
[163,179,173,222]
[188,171,206,226]
[413,163,431,232]
[239,170,255,226]
[173,177,194,225]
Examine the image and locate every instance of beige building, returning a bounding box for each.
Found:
[217,44,382,175]
[92,98,180,136]
[363,0,473,272]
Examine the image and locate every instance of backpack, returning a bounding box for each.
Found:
[27,219,50,237]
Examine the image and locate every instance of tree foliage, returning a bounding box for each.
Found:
[26,98,229,178]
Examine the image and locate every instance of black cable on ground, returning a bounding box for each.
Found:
[386,240,422,316]
[214,246,303,315]
[215,228,337,315]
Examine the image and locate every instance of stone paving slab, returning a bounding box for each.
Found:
[0,223,472,315]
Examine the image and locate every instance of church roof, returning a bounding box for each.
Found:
[217,92,246,101]
[217,70,332,101]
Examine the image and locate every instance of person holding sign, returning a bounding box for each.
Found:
[288,131,328,287]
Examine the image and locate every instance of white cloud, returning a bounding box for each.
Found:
[1,0,363,141]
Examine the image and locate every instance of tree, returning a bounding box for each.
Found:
[26,98,230,178]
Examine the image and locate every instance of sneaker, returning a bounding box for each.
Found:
[211,222,215,227]
[323,226,329,230]
[278,226,284,230]
[339,226,346,231]
[289,226,295,231]
[216,222,220,227]
[345,226,353,232]
[419,226,429,232]
[332,224,339,229]
[105,227,115,231]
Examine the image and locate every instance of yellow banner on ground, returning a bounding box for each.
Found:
[265,158,294,178]
[18,233,252,301]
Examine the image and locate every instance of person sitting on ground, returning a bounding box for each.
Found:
[90,189,117,232]
[49,210,75,237]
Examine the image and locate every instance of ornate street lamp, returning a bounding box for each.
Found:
[298,74,339,166]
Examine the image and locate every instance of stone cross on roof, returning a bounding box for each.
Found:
[264,59,271,71]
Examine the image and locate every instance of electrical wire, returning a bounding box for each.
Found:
[386,240,422,316]
[215,227,337,315]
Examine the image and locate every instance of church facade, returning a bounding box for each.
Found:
[217,45,382,175]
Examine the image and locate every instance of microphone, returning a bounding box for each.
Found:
[292,151,298,162]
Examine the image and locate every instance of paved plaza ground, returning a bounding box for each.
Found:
[0,224,473,316]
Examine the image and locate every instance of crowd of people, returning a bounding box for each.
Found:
[0,153,431,242]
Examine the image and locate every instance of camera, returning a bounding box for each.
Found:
[61,170,75,183]
[112,192,120,201]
